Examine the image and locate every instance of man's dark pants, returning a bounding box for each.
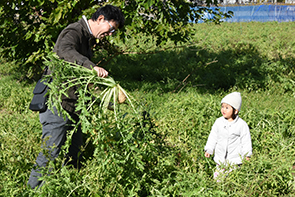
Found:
[27,107,83,189]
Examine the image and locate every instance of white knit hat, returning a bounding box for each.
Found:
[221,92,242,111]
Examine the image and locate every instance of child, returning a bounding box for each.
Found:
[204,92,252,181]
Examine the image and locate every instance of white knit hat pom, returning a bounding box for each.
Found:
[221,92,242,111]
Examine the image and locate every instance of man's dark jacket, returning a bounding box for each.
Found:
[53,18,97,113]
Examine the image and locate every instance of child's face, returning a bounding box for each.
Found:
[221,103,236,121]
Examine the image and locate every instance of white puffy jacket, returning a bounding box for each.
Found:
[204,116,252,165]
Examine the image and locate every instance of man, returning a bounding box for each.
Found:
[28,5,125,189]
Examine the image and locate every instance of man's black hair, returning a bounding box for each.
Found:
[91,5,125,29]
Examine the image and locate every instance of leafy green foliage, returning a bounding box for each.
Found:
[0,0,232,80]
[41,52,178,195]
[44,52,134,120]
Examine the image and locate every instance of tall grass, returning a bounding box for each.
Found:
[0,21,295,196]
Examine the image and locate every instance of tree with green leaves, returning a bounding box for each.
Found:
[0,0,232,80]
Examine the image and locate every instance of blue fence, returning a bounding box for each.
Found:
[201,5,295,22]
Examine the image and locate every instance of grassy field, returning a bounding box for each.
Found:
[1,21,295,196]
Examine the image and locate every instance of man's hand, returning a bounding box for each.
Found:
[93,66,108,78]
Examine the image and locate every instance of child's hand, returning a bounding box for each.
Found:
[204,152,211,158]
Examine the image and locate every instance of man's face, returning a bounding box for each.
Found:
[92,16,119,39]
